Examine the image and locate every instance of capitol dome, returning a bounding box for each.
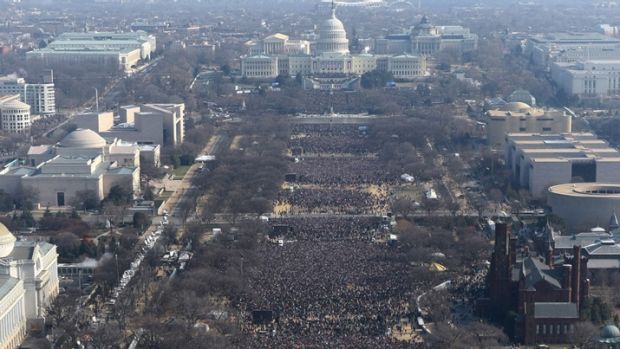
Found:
[316,5,350,55]
[58,128,106,148]
[601,325,620,339]
[0,223,16,258]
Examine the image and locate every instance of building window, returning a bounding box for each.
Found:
[57,192,65,207]
[536,325,539,334]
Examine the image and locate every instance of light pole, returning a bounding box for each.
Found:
[114,253,120,284]
[93,87,99,113]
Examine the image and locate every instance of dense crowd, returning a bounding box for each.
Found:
[244,238,425,349]
[290,135,371,155]
[289,124,378,155]
[269,216,385,241]
[276,188,383,214]
[291,91,368,114]
[238,121,438,348]
[289,158,399,185]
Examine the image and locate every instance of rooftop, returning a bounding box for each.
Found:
[549,183,620,197]
[0,277,20,300]
[534,302,579,319]
[521,256,563,289]
[530,32,620,44]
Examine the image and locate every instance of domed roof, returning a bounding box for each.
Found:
[316,5,349,55]
[0,99,30,110]
[416,15,432,29]
[0,223,16,258]
[601,325,620,338]
[321,10,346,33]
[499,101,532,112]
[59,128,106,148]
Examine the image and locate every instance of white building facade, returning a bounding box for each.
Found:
[0,224,59,349]
[245,33,311,56]
[0,96,31,134]
[525,32,620,69]
[26,31,156,72]
[551,60,620,99]
[0,277,26,349]
[0,128,141,208]
[0,75,55,115]
[241,5,427,83]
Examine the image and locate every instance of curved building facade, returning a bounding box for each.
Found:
[0,99,30,134]
[548,183,620,231]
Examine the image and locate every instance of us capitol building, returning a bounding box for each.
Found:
[241,4,430,89]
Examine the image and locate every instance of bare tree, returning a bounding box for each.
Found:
[90,324,121,349]
[568,321,599,349]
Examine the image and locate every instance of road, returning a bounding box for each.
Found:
[161,133,228,226]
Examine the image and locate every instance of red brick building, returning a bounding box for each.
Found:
[487,222,589,345]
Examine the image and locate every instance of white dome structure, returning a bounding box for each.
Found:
[316,4,350,55]
[58,128,106,148]
[0,223,16,258]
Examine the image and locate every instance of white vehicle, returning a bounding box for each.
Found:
[400,174,414,183]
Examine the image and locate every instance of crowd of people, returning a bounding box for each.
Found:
[276,188,383,214]
[238,120,463,348]
[268,216,385,241]
[244,239,425,348]
[289,124,378,155]
[289,158,399,185]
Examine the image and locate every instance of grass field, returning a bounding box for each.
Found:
[172,165,192,178]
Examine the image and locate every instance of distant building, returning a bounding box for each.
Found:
[485,102,571,148]
[0,74,55,115]
[408,16,478,55]
[130,20,170,33]
[26,128,158,168]
[73,103,185,146]
[26,31,156,72]
[525,32,620,69]
[504,133,620,196]
[375,16,478,55]
[241,55,279,79]
[551,60,620,99]
[486,223,588,345]
[0,94,31,134]
[595,24,620,37]
[240,5,427,85]
[245,33,311,56]
[0,129,141,208]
